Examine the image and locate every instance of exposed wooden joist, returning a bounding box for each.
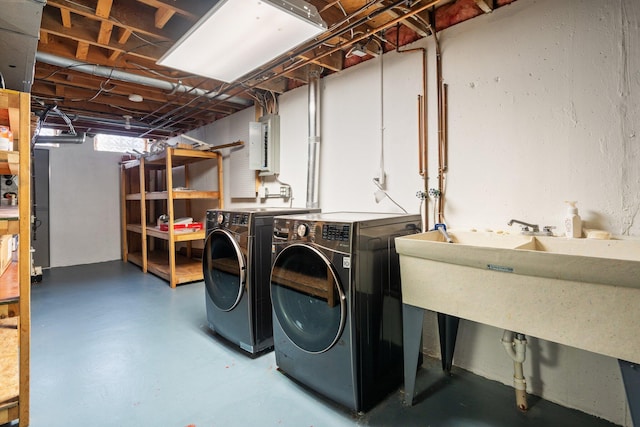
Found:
[136,0,206,21]
[95,0,114,19]
[297,46,344,72]
[97,21,114,45]
[40,9,167,63]
[155,7,175,29]
[117,28,133,45]
[75,41,90,60]
[45,0,181,42]
[60,8,71,28]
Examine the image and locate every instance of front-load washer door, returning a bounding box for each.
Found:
[271,244,346,354]
[203,229,246,311]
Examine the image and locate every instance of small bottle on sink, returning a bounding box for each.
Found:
[564,201,582,238]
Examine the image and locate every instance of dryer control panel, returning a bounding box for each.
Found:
[322,224,350,242]
[273,218,352,252]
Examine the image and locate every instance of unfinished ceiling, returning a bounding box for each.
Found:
[15,0,516,139]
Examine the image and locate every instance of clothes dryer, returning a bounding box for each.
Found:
[270,212,421,412]
[203,208,318,355]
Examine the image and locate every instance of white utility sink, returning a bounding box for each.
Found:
[396,230,640,363]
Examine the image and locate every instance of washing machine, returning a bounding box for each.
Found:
[270,212,421,412]
[203,207,318,355]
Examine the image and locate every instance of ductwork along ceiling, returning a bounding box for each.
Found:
[1,0,516,140]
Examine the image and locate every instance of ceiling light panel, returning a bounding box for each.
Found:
[157,0,327,83]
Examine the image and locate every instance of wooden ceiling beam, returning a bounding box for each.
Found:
[45,1,183,42]
[297,46,344,72]
[95,0,113,19]
[135,0,208,21]
[75,41,90,60]
[155,7,176,29]
[60,8,72,28]
[33,65,239,115]
[97,21,114,45]
[40,8,167,63]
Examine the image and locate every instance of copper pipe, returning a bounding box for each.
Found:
[434,27,446,224]
[417,95,425,176]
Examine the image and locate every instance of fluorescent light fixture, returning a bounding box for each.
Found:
[157,0,327,83]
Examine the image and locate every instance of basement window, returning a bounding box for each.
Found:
[94,134,149,154]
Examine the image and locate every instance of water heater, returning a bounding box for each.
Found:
[249,114,280,176]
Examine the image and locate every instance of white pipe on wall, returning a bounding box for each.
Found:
[501,330,528,411]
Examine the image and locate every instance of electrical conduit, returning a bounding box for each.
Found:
[306,68,321,209]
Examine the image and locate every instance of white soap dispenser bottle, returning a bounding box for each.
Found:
[564,201,582,238]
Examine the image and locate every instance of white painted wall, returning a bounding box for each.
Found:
[47,137,122,267]
[44,0,637,423]
[192,0,637,424]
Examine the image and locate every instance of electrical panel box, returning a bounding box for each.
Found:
[249,114,280,176]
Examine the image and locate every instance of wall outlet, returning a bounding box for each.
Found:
[280,186,291,198]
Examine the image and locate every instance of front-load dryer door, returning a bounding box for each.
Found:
[203,229,246,311]
[271,244,346,354]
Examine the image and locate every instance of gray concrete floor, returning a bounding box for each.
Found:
[26,261,620,427]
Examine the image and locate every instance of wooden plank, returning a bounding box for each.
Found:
[40,8,167,63]
[46,0,176,41]
[0,220,19,236]
[95,0,114,18]
[60,8,72,27]
[0,262,19,308]
[0,152,19,175]
[75,41,90,60]
[146,227,204,242]
[0,403,19,424]
[155,7,175,29]
[0,317,18,413]
[165,151,176,288]
[146,250,203,285]
[97,21,114,45]
[18,89,31,426]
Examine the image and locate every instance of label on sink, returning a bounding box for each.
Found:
[487,264,514,273]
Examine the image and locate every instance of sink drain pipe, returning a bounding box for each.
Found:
[501,330,528,411]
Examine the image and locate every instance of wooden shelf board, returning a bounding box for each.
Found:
[126,252,144,268]
[0,262,19,306]
[0,151,19,175]
[125,193,142,201]
[126,224,143,234]
[0,317,19,409]
[143,190,220,200]
[146,250,203,284]
[146,226,204,242]
[0,402,19,425]
[173,190,220,200]
[145,148,219,167]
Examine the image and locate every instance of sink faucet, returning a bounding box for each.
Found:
[434,223,453,243]
[507,219,539,233]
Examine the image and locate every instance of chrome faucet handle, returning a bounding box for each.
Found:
[508,219,539,233]
[542,226,555,235]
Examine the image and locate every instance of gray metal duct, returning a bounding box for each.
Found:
[35,52,252,106]
[36,133,86,144]
[306,69,321,209]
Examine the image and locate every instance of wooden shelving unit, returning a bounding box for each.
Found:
[121,147,223,288]
[0,89,31,426]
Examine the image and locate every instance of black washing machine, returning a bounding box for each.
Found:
[270,212,421,412]
[203,208,318,355]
